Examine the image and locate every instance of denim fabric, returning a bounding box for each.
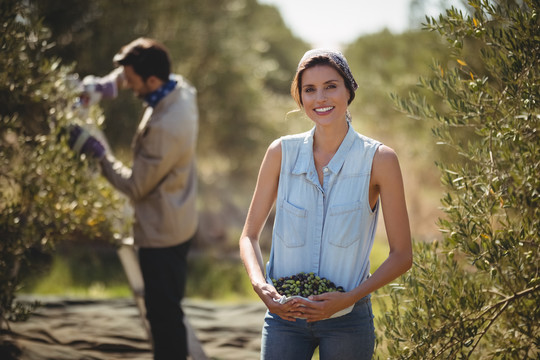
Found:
[261,296,375,360]
[266,124,381,292]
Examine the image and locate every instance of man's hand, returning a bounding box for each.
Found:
[68,124,106,160]
[79,68,124,107]
[79,75,104,108]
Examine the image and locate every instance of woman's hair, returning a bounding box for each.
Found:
[113,37,171,82]
[290,49,358,108]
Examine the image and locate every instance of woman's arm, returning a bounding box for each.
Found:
[351,145,413,299]
[239,139,304,321]
[301,145,412,321]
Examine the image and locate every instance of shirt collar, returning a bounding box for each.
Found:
[144,79,177,108]
[292,123,356,176]
[327,123,355,174]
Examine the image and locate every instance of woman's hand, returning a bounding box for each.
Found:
[294,291,354,322]
[254,282,304,321]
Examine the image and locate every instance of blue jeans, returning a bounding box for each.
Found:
[261,296,375,360]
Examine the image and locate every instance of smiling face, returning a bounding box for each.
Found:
[300,65,350,127]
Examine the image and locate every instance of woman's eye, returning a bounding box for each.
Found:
[304,87,314,93]
[326,84,337,90]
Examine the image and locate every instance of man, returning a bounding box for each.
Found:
[69,37,199,360]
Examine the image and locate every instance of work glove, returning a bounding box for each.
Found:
[79,68,124,107]
[68,124,106,160]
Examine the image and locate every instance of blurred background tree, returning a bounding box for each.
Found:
[379,0,539,358]
[0,0,128,328]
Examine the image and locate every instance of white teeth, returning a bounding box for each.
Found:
[315,107,333,113]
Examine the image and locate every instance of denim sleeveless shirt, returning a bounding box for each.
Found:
[266,124,381,292]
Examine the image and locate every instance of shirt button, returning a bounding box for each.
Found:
[323,167,329,173]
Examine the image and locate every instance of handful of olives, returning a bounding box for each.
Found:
[271,272,345,298]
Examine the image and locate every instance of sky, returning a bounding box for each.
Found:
[258,0,467,50]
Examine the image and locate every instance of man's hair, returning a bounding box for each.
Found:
[113,38,171,82]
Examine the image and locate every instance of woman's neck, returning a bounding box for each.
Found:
[313,120,349,155]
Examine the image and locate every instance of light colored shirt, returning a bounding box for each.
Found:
[100,75,199,248]
[266,124,381,291]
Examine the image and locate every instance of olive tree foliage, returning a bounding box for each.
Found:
[380,0,539,358]
[0,0,128,327]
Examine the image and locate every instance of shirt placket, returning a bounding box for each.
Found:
[305,166,321,274]
[311,166,332,275]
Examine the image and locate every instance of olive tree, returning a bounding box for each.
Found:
[0,0,127,329]
[380,0,539,358]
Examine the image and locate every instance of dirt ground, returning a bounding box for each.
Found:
[2,296,267,360]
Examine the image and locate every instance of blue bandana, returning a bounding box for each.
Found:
[144,79,177,108]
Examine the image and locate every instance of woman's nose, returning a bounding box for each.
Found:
[315,90,327,102]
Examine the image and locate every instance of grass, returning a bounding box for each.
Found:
[19,243,131,298]
[25,256,131,298]
[20,237,390,301]
[186,254,258,302]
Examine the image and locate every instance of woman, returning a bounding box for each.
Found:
[239,49,412,359]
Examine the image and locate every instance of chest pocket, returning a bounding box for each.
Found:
[275,199,308,248]
[325,201,365,248]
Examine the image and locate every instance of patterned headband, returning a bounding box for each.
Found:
[298,49,358,92]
